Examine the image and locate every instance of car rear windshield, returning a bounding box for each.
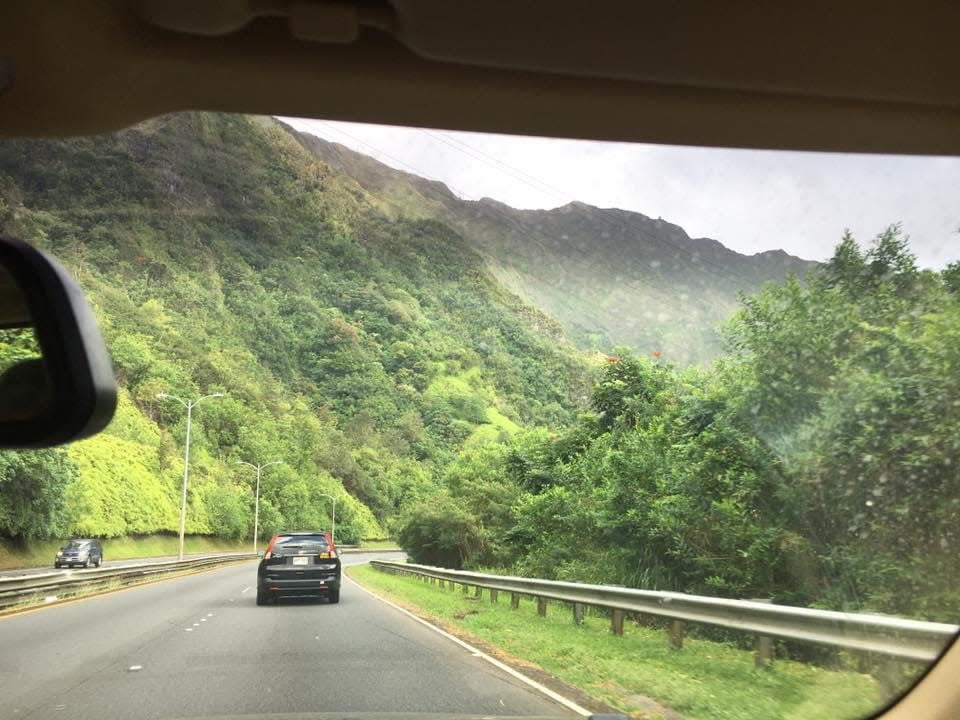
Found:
[272,534,329,551]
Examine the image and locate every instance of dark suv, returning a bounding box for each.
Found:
[256,531,341,605]
[55,539,103,569]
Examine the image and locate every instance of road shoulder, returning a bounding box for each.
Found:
[346,564,616,717]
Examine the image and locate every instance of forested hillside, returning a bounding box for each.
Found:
[294,130,816,363]
[399,230,960,623]
[0,112,591,544]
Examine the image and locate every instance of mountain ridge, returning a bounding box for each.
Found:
[282,124,817,362]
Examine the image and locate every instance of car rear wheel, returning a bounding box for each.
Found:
[328,586,340,604]
[256,588,268,606]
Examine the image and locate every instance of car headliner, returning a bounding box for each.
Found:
[0,1,957,155]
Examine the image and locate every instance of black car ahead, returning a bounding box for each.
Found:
[257,531,341,605]
[55,539,103,569]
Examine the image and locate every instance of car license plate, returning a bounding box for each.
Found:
[292,556,309,565]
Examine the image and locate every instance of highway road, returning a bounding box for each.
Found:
[0,551,574,720]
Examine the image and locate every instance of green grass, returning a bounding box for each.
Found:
[0,534,251,570]
[349,565,882,720]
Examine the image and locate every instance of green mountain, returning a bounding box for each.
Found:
[0,112,591,543]
[291,129,816,363]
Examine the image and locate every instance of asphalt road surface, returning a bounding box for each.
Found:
[0,552,573,720]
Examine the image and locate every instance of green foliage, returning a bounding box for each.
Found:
[0,449,76,541]
[66,433,177,537]
[0,112,588,545]
[203,485,250,540]
[398,228,960,629]
[396,493,484,568]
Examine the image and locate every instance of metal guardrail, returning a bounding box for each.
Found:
[0,552,256,610]
[371,560,958,664]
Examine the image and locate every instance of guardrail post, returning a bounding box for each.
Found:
[439,578,445,589]
[537,597,548,616]
[752,599,774,668]
[669,620,685,649]
[874,657,905,702]
[611,608,625,635]
[511,592,520,609]
[490,588,498,603]
[462,583,469,594]
[474,585,482,599]
[573,602,585,625]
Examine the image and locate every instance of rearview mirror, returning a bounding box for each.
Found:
[0,236,116,447]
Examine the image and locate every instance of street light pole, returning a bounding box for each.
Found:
[157,391,224,561]
[179,400,192,560]
[236,459,283,554]
[319,493,338,545]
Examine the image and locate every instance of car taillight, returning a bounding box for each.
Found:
[263,551,272,560]
[329,550,337,558]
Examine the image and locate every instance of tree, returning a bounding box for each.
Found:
[396,494,483,568]
[0,449,76,541]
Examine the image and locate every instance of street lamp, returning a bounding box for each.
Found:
[235,459,283,553]
[157,391,224,560]
[319,493,338,545]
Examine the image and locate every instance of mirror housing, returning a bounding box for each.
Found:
[0,236,116,447]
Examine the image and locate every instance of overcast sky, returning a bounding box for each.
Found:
[282,117,960,269]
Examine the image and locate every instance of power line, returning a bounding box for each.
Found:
[411,128,763,295]
[312,121,479,202]
[302,123,722,360]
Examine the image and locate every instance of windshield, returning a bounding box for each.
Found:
[0,112,958,720]
[273,534,330,550]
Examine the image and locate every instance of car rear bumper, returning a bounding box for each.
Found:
[259,576,340,597]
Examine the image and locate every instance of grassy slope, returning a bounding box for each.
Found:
[349,565,880,720]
